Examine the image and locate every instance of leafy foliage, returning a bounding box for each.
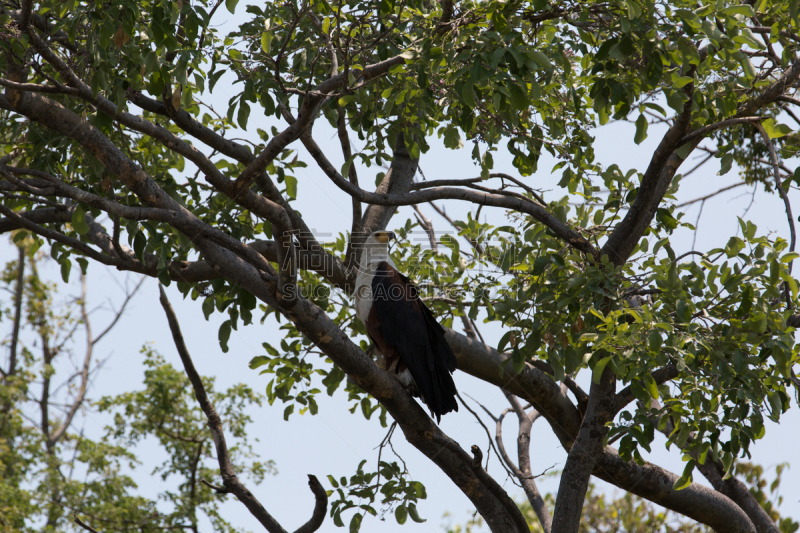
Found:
[2,0,800,529]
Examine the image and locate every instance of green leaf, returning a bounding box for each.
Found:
[508,83,528,111]
[341,154,358,181]
[528,50,552,69]
[666,90,685,114]
[462,83,476,108]
[285,175,298,199]
[672,459,695,491]
[349,512,362,533]
[261,32,273,54]
[133,232,147,263]
[71,206,90,235]
[643,374,659,399]
[219,320,232,353]
[144,51,159,75]
[762,118,792,139]
[722,5,754,16]
[225,0,238,13]
[634,114,648,145]
[592,356,612,384]
[395,505,407,525]
[60,258,72,283]
[338,94,359,107]
[648,330,662,352]
[740,55,756,79]
[675,143,693,160]
[237,101,251,129]
[718,153,734,175]
[408,503,426,523]
[767,391,783,421]
[672,76,694,89]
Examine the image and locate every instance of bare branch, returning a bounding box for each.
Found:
[200,478,231,494]
[676,182,749,208]
[456,392,513,476]
[336,106,363,267]
[158,285,299,533]
[233,52,408,192]
[6,246,24,380]
[413,205,438,253]
[294,475,328,533]
[504,392,552,533]
[91,276,145,344]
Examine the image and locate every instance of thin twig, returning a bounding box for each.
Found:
[754,123,796,273]
[456,392,518,482]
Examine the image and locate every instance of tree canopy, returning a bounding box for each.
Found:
[1,0,800,531]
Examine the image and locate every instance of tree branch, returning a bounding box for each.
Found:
[7,245,24,380]
[754,123,795,272]
[190,240,530,532]
[503,391,552,533]
[679,117,763,145]
[159,284,325,533]
[593,448,756,533]
[301,131,597,255]
[551,365,616,532]
[612,364,679,415]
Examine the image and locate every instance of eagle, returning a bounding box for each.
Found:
[354,230,459,422]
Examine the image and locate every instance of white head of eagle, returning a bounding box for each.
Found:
[354,231,459,423]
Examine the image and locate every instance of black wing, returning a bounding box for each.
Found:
[372,261,458,422]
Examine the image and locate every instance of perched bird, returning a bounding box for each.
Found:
[354,231,459,422]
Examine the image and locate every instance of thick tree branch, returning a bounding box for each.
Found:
[603,56,800,266]
[190,240,529,532]
[601,79,695,265]
[551,365,616,533]
[594,448,756,533]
